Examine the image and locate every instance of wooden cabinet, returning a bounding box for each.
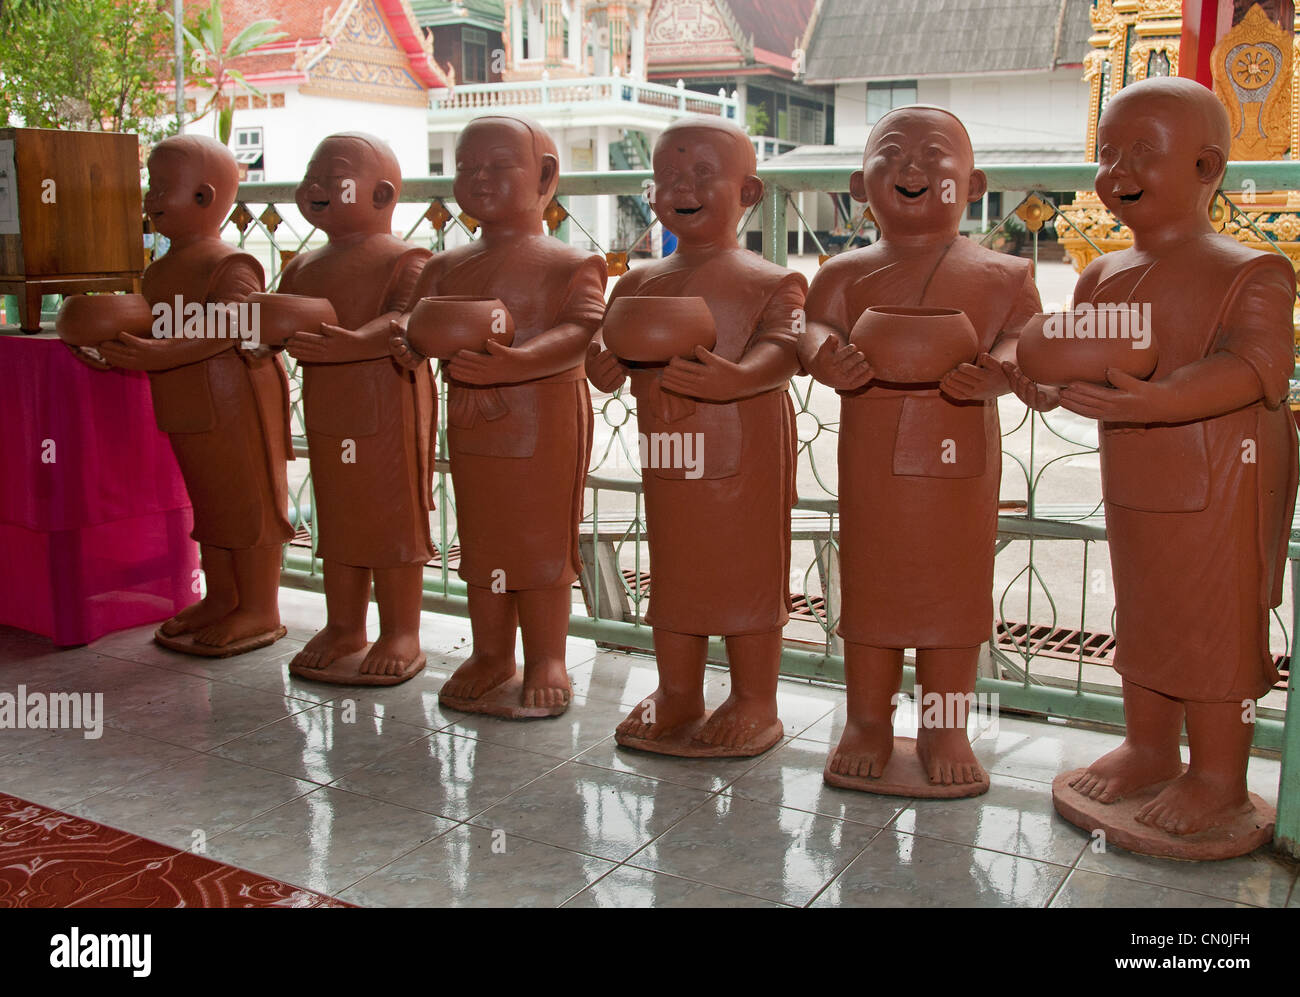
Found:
[0,128,143,331]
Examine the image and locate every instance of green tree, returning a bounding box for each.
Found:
[180,0,286,144]
[0,0,175,141]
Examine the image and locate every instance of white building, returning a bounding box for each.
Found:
[786,0,1094,241]
[177,0,452,238]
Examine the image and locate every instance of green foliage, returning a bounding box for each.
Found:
[178,0,286,142]
[0,0,175,141]
[746,103,770,137]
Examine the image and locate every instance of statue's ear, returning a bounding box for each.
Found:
[372,179,396,209]
[967,168,988,203]
[740,174,763,207]
[849,169,867,202]
[194,183,216,207]
[538,152,559,194]
[1196,146,1225,187]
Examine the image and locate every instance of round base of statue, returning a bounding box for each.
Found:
[616,711,784,758]
[1052,768,1275,860]
[438,674,570,720]
[822,737,991,798]
[288,644,427,686]
[154,625,287,658]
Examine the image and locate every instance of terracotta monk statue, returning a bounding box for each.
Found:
[1006,77,1297,855]
[799,106,1041,796]
[390,115,607,717]
[90,134,292,657]
[281,133,436,685]
[587,117,805,756]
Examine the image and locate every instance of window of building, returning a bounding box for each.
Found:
[233,127,264,182]
[967,191,1003,221]
[789,99,825,146]
[462,26,488,83]
[866,80,918,124]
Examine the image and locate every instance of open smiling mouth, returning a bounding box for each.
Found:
[310,200,330,211]
[895,185,927,199]
[674,206,702,215]
[1118,190,1143,204]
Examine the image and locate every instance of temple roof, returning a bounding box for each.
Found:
[803,0,1094,83]
[189,0,451,92]
[408,0,505,30]
[646,0,817,76]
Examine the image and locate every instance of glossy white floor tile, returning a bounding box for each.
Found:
[0,602,1295,908]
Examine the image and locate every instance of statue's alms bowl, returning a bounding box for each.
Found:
[1016,307,1157,387]
[407,296,516,361]
[849,305,978,384]
[55,293,154,348]
[602,296,717,364]
[248,292,338,348]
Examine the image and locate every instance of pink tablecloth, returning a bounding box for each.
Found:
[0,334,198,645]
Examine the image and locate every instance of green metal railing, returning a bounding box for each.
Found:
[225,160,1300,855]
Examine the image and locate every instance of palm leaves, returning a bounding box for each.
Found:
[175,0,286,143]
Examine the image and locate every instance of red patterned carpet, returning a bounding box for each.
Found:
[0,793,352,908]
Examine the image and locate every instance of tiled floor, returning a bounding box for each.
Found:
[0,588,1296,908]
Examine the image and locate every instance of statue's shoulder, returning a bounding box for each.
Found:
[949,235,1033,283]
[1201,231,1295,283]
[809,243,887,291]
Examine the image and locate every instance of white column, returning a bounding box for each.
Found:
[510,0,524,69]
[629,6,646,78]
[526,1,543,62]
[568,1,583,67]
[595,124,611,251]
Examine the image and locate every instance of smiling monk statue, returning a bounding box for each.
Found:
[93,134,292,658]
[587,117,805,757]
[799,106,1041,798]
[391,115,607,718]
[281,132,435,686]
[1005,77,1297,858]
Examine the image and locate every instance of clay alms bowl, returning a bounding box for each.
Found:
[1016,307,1157,387]
[248,292,338,348]
[55,293,154,347]
[407,295,516,361]
[849,305,978,384]
[602,296,717,364]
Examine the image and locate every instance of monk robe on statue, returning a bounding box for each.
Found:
[391,115,607,718]
[281,133,436,685]
[587,117,805,757]
[92,135,292,657]
[800,106,1041,797]
[1006,77,1297,858]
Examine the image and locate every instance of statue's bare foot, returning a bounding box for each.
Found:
[159,597,234,637]
[441,653,516,700]
[828,720,895,779]
[193,609,281,648]
[916,726,986,786]
[360,632,423,677]
[616,688,704,741]
[694,695,778,750]
[291,623,367,671]
[521,657,571,709]
[1135,772,1252,836]
[1068,741,1181,803]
